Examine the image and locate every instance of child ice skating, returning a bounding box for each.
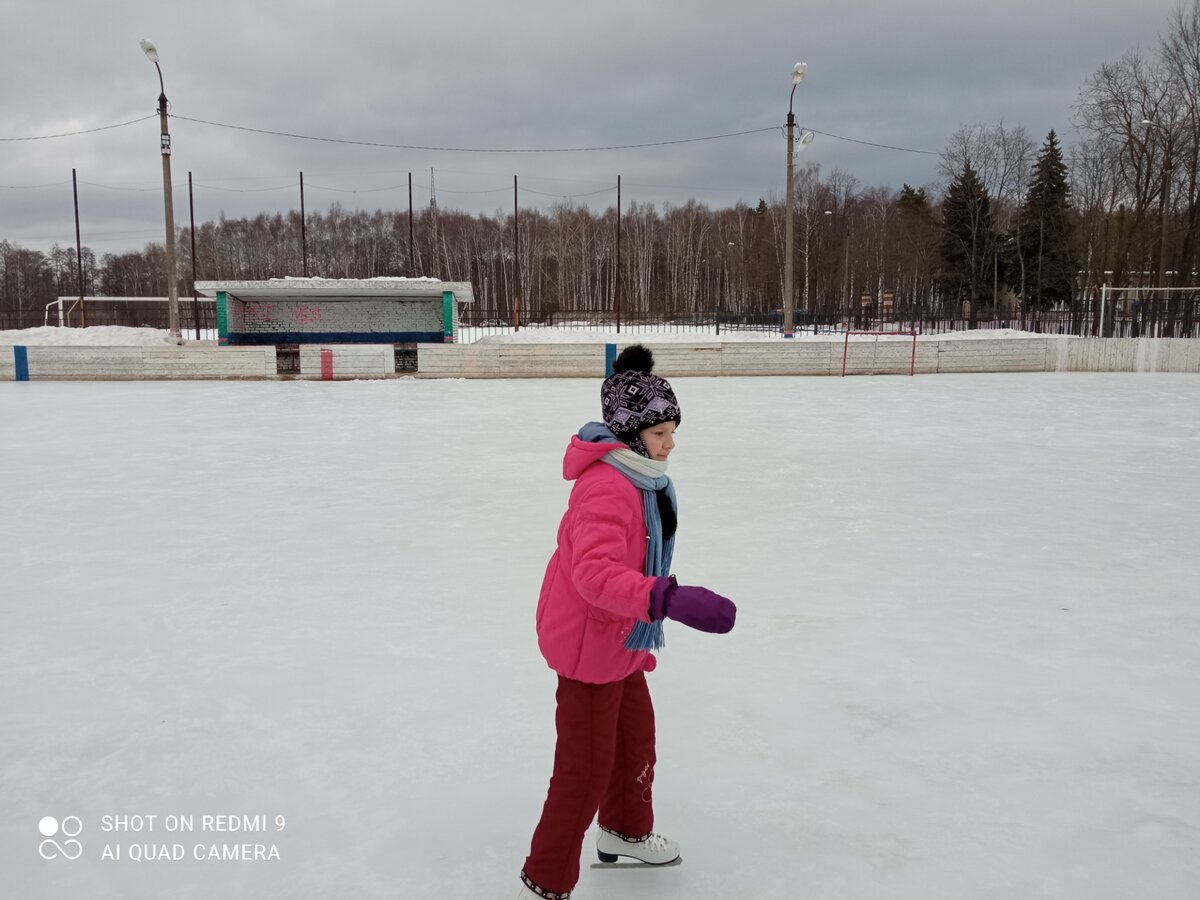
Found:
[518,345,737,900]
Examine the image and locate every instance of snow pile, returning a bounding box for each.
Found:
[919,327,1080,340]
[471,326,1068,344]
[0,325,180,346]
[264,275,441,283]
[474,327,766,344]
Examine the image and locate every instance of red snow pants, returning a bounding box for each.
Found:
[522,670,656,894]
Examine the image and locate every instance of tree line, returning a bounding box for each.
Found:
[4,1,1199,333]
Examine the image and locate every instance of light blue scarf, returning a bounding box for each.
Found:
[578,422,677,651]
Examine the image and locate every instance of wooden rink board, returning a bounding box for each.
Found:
[416,338,1200,378]
[3,337,1199,381]
[1072,337,1200,373]
[419,339,1039,378]
[718,342,834,376]
[298,345,394,378]
[934,339,1052,373]
[418,343,607,378]
[6,346,276,380]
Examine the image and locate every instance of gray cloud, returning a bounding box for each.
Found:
[0,0,1180,254]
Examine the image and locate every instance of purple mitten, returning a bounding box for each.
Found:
[649,576,737,634]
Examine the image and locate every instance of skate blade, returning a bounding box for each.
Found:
[590,856,682,869]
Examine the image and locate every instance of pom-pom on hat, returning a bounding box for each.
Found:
[601,345,681,456]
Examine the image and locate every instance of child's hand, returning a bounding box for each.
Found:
[649,576,736,634]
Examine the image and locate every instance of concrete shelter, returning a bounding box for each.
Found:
[194,277,474,346]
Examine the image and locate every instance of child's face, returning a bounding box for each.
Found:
[640,421,677,461]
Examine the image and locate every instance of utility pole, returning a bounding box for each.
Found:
[513,176,522,331]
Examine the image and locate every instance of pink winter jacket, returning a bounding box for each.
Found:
[535,435,658,684]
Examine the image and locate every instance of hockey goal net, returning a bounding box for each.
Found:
[841,331,918,376]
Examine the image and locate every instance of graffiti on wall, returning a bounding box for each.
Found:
[245,304,323,325]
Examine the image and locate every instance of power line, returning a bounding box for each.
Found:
[807,128,940,156]
[2,180,72,190]
[171,114,779,153]
[524,185,617,199]
[304,181,416,194]
[0,115,157,142]
[3,173,743,199]
[0,108,949,161]
[193,182,298,193]
[5,227,161,242]
[79,181,161,193]
[173,112,951,159]
[436,186,518,196]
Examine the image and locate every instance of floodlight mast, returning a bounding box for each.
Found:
[141,39,180,339]
[784,62,812,338]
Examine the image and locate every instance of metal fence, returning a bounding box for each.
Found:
[5,292,1198,342]
[458,295,1200,342]
[1,298,219,338]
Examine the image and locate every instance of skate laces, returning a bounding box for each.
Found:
[640,832,669,852]
[600,825,672,851]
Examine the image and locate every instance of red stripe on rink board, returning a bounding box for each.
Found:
[320,348,334,380]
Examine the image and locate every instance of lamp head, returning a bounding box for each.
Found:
[797,130,815,151]
[792,62,808,85]
[140,39,159,63]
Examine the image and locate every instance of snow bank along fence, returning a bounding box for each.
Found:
[46,296,218,337]
[4,337,1200,382]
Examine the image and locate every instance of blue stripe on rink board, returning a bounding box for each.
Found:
[14,345,29,381]
[225,331,444,345]
[605,343,616,377]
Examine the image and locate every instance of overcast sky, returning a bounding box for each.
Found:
[0,0,1183,257]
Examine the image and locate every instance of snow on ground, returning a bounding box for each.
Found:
[1,324,1065,347]
[470,326,1061,343]
[0,326,183,346]
[1,374,1197,899]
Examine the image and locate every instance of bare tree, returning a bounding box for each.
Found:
[1075,49,1176,284]
[940,121,1034,310]
[1161,0,1200,286]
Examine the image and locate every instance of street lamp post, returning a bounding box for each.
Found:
[141,39,180,340]
[784,62,812,338]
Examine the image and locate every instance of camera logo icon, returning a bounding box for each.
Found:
[38,816,83,860]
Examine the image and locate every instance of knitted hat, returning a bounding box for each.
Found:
[601,345,681,457]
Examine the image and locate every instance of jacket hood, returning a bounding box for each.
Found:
[562,422,625,481]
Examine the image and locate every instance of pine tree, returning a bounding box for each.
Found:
[897,184,929,212]
[1015,131,1074,309]
[896,185,938,310]
[939,162,994,322]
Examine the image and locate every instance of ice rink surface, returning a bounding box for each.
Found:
[2,373,1198,899]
